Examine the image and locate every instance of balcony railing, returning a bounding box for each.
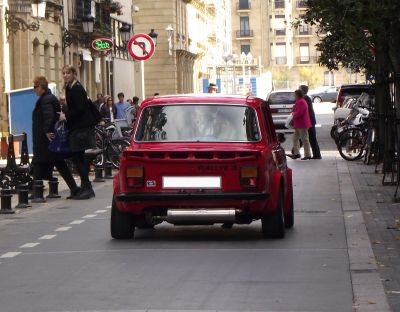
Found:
[237,1,251,10]
[296,0,307,8]
[296,56,318,64]
[236,29,254,38]
[274,1,285,9]
[275,28,286,36]
[297,26,313,35]
[275,56,287,65]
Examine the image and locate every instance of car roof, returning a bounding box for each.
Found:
[140,94,264,109]
[339,84,373,89]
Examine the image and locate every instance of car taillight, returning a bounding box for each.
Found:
[126,166,144,188]
[240,166,258,187]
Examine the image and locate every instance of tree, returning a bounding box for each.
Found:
[302,0,400,170]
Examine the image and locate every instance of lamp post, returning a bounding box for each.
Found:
[165,24,174,56]
[5,0,46,36]
[115,23,131,52]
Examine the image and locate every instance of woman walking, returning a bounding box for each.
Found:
[60,65,97,199]
[288,89,312,160]
[32,76,80,198]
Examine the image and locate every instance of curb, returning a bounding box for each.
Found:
[337,158,392,311]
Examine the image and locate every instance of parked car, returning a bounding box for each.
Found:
[112,94,294,239]
[335,84,374,108]
[309,86,339,103]
[266,90,295,129]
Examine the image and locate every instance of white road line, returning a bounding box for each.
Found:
[82,214,97,219]
[95,210,107,213]
[20,243,40,248]
[0,252,21,258]
[55,226,72,232]
[105,205,112,209]
[70,220,85,225]
[39,234,57,240]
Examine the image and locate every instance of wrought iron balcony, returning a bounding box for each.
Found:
[236,29,254,38]
[297,26,313,36]
[296,0,307,8]
[237,1,251,10]
[275,56,287,65]
[296,56,318,64]
[274,1,285,9]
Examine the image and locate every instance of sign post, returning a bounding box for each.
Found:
[127,33,156,100]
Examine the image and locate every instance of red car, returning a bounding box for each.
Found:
[112,94,294,239]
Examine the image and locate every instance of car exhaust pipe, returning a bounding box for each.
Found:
[155,208,240,224]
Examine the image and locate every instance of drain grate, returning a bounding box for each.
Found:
[351,269,377,274]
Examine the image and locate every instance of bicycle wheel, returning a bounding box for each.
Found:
[92,128,104,166]
[107,139,130,168]
[338,129,365,161]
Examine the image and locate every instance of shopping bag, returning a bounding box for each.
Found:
[285,113,294,129]
[48,121,71,154]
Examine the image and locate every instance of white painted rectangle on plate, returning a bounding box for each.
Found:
[163,176,221,189]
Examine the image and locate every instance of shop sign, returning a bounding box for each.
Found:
[92,38,114,52]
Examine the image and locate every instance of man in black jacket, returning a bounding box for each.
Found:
[299,85,321,159]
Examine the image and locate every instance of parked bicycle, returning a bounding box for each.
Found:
[93,119,131,168]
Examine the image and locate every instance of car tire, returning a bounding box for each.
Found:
[313,96,322,103]
[111,199,135,239]
[261,189,285,239]
[284,190,294,229]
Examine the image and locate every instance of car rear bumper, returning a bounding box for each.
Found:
[116,192,270,201]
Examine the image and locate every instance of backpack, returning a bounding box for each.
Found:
[87,97,102,124]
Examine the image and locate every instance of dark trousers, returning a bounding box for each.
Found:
[308,125,321,158]
[71,151,90,185]
[33,160,77,190]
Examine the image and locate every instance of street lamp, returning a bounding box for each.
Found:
[5,0,47,36]
[148,29,158,46]
[82,15,95,34]
[165,24,174,56]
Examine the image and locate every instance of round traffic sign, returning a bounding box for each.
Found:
[127,33,155,61]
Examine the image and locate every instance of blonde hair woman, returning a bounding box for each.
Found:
[59,65,97,199]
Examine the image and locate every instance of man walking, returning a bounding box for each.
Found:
[299,85,321,159]
[115,92,130,120]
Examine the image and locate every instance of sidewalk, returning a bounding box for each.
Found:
[346,159,400,311]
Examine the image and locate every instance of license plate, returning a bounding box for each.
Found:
[162,176,221,189]
[278,109,292,113]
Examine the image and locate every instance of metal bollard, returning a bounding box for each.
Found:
[104,161,113,179]
[31,180,46,203]
[47,178,61,199]
[0,189,15,214]
[93,164,105,182]
[15,184,31,209]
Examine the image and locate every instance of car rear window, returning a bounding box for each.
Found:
[135,104,261,142]
[267,92,295,104]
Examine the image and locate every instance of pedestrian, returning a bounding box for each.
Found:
[208,83,218,93]
[100,96,117,122]
[115,92,130,120]
[60,65,96,199]
[300,85,322,159]
[31,76,80,198]
[287,89,312,160]
[93,93,104,111]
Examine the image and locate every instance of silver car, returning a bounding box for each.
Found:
[266,90,295,129]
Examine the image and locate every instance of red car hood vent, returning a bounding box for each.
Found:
[126,151,258,161]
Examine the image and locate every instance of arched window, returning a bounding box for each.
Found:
[54,44,60,85]
[44,40,51,79]
[33,38,40,76]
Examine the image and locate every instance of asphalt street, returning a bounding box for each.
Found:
[0,102,391,312]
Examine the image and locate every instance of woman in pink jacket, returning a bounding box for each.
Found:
[289,89,312,160]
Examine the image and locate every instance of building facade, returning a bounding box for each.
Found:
[231,0,361,91]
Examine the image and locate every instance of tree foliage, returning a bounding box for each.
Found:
[302,0,400,75]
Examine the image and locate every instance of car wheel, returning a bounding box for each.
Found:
[284,190,294,229]
[313,96,322,103]
[110,199,135,239]
[261,189,285,239]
